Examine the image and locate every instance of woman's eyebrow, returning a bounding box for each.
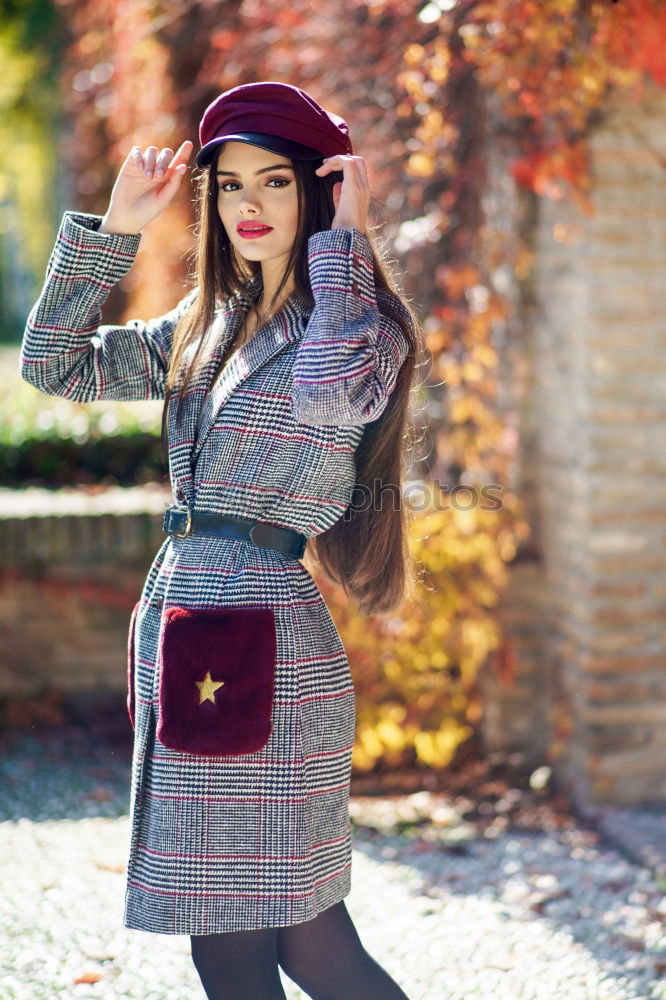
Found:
[216,164,294,177]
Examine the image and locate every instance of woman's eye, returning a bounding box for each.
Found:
[219,178,291,192]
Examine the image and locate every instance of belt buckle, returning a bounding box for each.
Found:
[166,505,192,538]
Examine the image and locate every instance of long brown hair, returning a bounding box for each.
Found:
[161,147,426,616]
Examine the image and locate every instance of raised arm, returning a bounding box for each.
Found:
[291,226,411,427]
[19,210,197,402]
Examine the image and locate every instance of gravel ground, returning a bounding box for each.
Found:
[1,724,665,1000]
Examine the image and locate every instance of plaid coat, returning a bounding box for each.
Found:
[20,210,410,935]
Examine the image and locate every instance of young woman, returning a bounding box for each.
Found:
[20,81,422,1000]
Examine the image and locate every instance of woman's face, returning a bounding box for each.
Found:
[215,141,299,266]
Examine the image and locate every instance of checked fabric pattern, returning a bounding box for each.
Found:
[20,210,411,934]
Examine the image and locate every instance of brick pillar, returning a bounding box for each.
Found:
[531,82,666,806]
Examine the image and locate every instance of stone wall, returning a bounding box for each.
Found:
[479,82,666,807]
[534,83,666,807]
[0,486,169,700]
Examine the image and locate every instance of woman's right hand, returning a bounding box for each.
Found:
[99,140,193,235]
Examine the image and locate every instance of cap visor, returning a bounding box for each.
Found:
[196,131,323,167]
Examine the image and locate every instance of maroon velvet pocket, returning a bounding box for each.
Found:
[127,600,141,731]
[156,605,277,756]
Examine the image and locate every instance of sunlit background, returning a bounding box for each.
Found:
[1,3,666,995]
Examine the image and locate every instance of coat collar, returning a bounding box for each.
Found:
[171,273,313,493]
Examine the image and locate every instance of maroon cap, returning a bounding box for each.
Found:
[195,80,354,168]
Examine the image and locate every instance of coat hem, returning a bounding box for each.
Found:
[122,866,352,935]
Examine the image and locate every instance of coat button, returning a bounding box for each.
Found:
[351,281,360,295]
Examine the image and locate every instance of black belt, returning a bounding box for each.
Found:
[162,505,307,560]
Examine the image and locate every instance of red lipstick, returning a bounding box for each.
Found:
[237,222,274,239]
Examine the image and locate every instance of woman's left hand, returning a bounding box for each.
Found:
[315,154,370,233]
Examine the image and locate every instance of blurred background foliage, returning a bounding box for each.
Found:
[317,497,528,773]
[0,0,69,341]
[3,0,663,775]
[0,347,164,484]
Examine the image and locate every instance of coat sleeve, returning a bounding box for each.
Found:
[290,226,412,427]
[19,211,198,402]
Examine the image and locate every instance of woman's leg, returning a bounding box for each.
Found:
[190,927,287,1000]
[276,900,411,1000]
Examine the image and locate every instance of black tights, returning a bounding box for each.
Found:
[190,899,411,1000]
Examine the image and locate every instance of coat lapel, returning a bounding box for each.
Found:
[165,302,232,505]
[184,274,312,470]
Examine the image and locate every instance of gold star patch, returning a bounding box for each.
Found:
[195,671,225,705]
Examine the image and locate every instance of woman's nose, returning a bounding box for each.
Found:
[239,195,261,210]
